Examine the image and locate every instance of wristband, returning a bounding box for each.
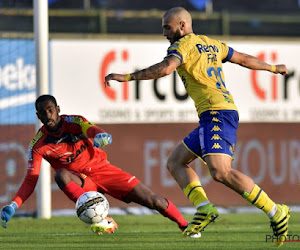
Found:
[125,74,131,81]
[10,201,18,211]
[270,65,276,73]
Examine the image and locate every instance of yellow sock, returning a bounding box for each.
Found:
[242,184,277,218]
[183,181,209,208]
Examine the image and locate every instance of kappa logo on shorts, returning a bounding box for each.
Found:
[211,125,222,132]
[210,111,219,115]
[211,134,222,140]
[212,117,221,123]
[212,143,222,149]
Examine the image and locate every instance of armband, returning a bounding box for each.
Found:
[125,74,132,81]
[270,65,276,73]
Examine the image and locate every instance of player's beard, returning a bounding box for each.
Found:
[170,29,183,44]
[45,118,62,133]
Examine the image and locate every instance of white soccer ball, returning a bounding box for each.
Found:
[75,191,109,224]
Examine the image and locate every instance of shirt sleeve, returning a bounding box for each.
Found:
[81,121,105,138]
[220,41,234,63]
[166,42,183,64]
[66,115,106,138]
[12,148,42,207]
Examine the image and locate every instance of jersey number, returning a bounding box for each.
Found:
[207,67,229,95]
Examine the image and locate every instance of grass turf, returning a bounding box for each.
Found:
[0,212,299,249]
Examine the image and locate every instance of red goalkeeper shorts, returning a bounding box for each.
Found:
[78,163,140,202]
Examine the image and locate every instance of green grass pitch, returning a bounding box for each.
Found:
[0,212,299,249]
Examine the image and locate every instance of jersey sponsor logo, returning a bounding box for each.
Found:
[211,125,222,132]
[57,152,73,163]
[196,44,219,54]
[57,141,89,164]
[207,53,217,63]
[211,134,222,140]
[212,143,222,149]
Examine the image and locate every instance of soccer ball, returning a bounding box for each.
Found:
[75,191,109,224]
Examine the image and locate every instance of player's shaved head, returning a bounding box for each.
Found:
[163,7,192,29]
[162,7,193,43]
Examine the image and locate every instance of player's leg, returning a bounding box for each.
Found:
[167,143,210,209]
[169,145,218,237]
[205,154,290,247]
[54,168,86,203]
[205,154,255,194]
[55,169,118,235]
[124,182,189,232]
[168,124,218,237]
[90,163,190,233]
[195,110,290,244]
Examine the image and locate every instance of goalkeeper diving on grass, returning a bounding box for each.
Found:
[1,94,198,236]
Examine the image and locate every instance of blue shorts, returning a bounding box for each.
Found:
[183,110,239,162]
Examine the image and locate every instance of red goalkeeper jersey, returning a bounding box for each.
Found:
[13,115,106,207]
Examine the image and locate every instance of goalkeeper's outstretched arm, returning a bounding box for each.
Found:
[80,119,112,148]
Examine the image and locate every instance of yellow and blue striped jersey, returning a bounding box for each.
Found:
[166,33,238,116]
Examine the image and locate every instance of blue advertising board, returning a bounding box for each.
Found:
[0,39,36,124]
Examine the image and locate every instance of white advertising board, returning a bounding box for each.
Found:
[224,41,300,122]
[51,39,300,123]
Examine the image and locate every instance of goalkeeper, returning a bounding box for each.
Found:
[1,94,196,236]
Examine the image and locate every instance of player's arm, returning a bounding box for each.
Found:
[104,55,181,87]
[229,50,288,75]
[80,119,112,148]
[1,152,42,228]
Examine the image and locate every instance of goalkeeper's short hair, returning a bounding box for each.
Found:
[35,94,57,110]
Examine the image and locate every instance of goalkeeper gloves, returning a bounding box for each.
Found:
[93,133,112,148]
[1,201,18,229]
